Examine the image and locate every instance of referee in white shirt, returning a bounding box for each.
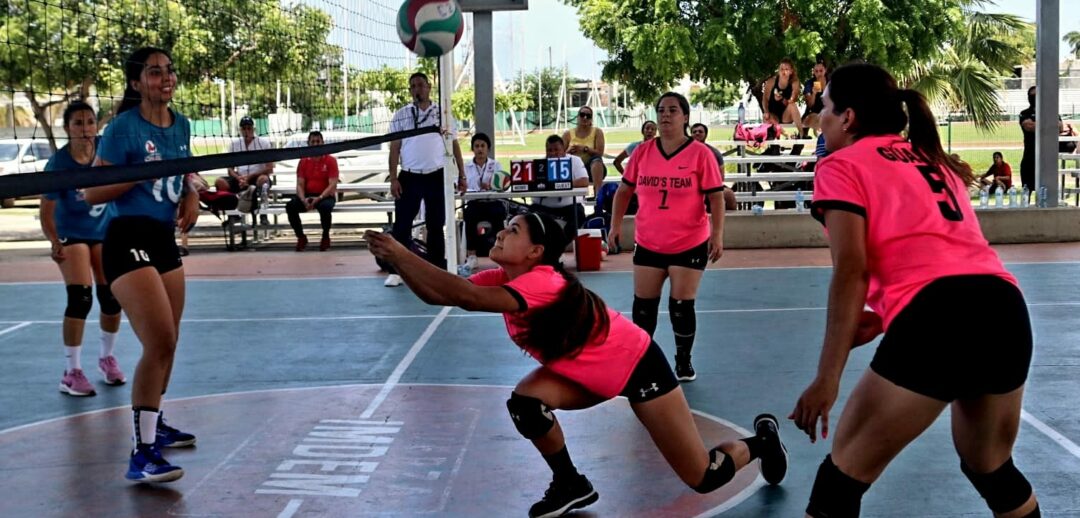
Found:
[385,72,465,287]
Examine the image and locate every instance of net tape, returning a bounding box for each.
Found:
[0,126,439,199]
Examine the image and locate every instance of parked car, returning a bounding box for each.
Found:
[0,139,54,208]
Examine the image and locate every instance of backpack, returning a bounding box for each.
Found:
[236,185,257,213]
[595,181,638,217]
[733,122,781,148]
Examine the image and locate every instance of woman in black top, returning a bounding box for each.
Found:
[802,61,829,137]
[762,58,803,136]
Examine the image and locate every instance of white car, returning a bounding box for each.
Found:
[276,131,390,184]
[0,139,55,208]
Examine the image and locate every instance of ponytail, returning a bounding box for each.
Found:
[899,89,975,186]
[514,212,610,362]
[117,86,141,115]
[829,63,975,187]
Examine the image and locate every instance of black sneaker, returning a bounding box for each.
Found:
[528,474,599,518]
[754,414,788,485]
[675,355,696,382]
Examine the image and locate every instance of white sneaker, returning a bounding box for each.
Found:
[384,274,403,287]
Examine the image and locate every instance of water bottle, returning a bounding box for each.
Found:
[994,188,1003,208]
[1021,187,1030,207]
[738,102,746,125]
[1038,186,1048,208]
[751,203,764,216]
[979,186,989,209]
[794,189,805,212]
[1007,186,1018,208]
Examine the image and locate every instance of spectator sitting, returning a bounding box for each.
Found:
[286,131,339,252]
[980,151,1013,195]
[690,123,737,212]
[801,61,829,137]
[461,132,507,273]
[217,116,274,199]
[761,58,804,137]
[613,120,657,174]
[562,106,607,193]
[531,135,591,244]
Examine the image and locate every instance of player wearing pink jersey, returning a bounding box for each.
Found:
[366,212,786,518]
[609,92,726,382]
[789,63,1039,518]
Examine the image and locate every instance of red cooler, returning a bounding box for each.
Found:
[576,229,603,271]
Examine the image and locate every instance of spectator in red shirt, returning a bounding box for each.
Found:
[287,131,339,251]
[979,151,1013,195]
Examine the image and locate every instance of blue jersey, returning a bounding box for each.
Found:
[44,144,113,241]
[97,108,192,223]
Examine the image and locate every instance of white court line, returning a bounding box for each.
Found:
[275,499,303,518]
[0,322,31,338]
[1021,409,1080,461]
[361,305,452,419]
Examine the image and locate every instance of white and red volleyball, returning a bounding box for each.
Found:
[397,0,464,57]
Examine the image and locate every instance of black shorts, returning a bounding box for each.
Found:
[619,341,680,403]
[58,236,102,247]
[633,240,708,271]
[871,275,1032,402]
[103,216,183,283]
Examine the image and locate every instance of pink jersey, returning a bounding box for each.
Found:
[812,135,1018,330]
[470,266,651,399]
[623,139,724,253]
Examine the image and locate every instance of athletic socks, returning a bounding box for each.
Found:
[132,407,160,448]
[543,446,579,482]
[64,345,81,371]
[100,330,118,359]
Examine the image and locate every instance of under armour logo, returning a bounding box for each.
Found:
[639,383,659,398]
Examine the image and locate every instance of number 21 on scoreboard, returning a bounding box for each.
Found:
[510,160,535,183]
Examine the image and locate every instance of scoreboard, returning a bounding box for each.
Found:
[508,157,574,192]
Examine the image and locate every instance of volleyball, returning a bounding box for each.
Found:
[490,169,511,191]
[397,0,464,57]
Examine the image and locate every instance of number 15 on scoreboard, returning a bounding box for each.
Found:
[546,157,571,181]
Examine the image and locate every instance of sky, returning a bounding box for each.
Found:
[477,0,1080,80]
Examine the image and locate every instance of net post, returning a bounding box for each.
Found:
[440,52,460,273]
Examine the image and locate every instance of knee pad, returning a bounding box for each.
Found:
[506,392,556,440]
[961,457,1033,514]
[806,455,871,518]
[668,298,696,335]
[96,284,121,316]
[632,296,660,337]
[64,285,93,320]
[694,447,736,493]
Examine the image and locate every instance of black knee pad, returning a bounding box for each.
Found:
[806,455,871,518]
[64,285,93,320]
[694,447,736,493]
[506,392,556,440]
[96,284,121,316]
[961,457,1033,514]
[632,296,660,337]
[668,298,696,334]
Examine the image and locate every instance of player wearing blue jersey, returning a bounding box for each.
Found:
[40,101,125,397]
[85,47,199,484]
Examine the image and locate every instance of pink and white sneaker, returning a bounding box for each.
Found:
[59,369,96,397]
[98,356,127,385]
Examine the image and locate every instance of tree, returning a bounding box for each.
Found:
[902,5,1033,129]
[563,0,965,109]
[1,0,340,147]
[451,86,531,126]
[690,83,741,110]
[511,67,566,127]
[1066,31,1080,59]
